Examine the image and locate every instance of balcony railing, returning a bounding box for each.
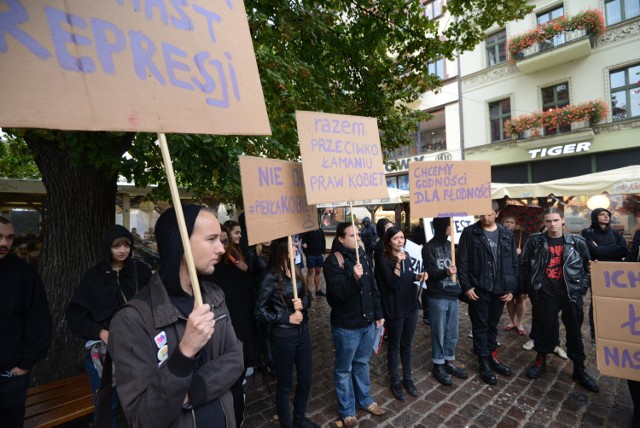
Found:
[518,28,589,60]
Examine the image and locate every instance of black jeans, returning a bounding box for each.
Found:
[0,372,31,428]
[271,328,313,427]
[468,289,505,358]
[629,380,640,428]
[532,292,585,363]
[421,288,430,321]
[386,309,418,383]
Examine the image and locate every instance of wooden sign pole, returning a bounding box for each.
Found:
[449,217,457,284]
[349,201,360,265]
[158,133,203,307]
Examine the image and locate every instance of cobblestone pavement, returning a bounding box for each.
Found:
[243,288,635,427]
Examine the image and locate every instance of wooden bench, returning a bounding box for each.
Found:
[24,373,95,428]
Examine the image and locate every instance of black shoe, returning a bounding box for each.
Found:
[315,289,326,297]
[573,366,599,392]
[489,351,512,376]
[402,379,419,396]
[432,364,452,386]
[479,358,497,385]
[526,353,547,379]
[444,361,468,379]
[423,317,431,326]
[265,363,277,378]
[294,417,321,428]
[390,382,406,401]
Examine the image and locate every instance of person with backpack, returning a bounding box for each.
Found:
[108,206,244,427]
[66,224,151,426]
[324,222,386,427]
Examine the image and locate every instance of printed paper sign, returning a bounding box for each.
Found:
[0,0,270,135]
[409,161,492,218]
[296,111,387,205]
[423,216,475,245]
[592,262,640,381]
[240,156,318,245]
[404,239,426,288]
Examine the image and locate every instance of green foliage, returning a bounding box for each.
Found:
[0,134,40,179]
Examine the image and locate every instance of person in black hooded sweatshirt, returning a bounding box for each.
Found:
[108,206,244,428]
[581,207,629,344]
[67,224,152,425]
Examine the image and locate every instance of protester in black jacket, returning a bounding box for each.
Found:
[522,207,599,392]
[66,224,152,425]
[373,218,392,265]
[581,207,629,344]
[625,243,640,427]
[0,216,52,428]
[423,218,467,386]
[458,203,518,385]
[324,222,386,427]
[376,227,427,401]
[256,238,317,428]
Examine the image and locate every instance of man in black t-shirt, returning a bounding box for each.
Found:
[521,208,599,392]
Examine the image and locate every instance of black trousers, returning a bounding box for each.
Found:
[271,329,313,428]
[386,309,418,383]
[0,372,31,428]
[629,380,640,428]
[468,289,505,358]
[532,292,585,363]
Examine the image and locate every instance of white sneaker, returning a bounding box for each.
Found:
[468,331,473,338]
[554,346,568,359]
[522,339,534,351]
[245,367,254,377]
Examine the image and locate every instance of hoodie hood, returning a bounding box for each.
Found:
[432,217,450,241]
[155,205,203,296]
[590,208,612,230]
[102,225,134,263]
[376,218,392,238]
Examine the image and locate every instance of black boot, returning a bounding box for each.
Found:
[526,353,547,379]
[444,361,469,379]
[479,357,497,385]
[402,379,419,396]
[489,350,512,376]
[390,381,406,401]
[573,362,599,392]
[432,364,452,386]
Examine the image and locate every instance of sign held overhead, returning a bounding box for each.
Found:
[410,161,492,218]
[296,111,387,205]
[0,0,271,135]
[240,156,318,246]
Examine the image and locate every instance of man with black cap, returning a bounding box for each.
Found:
[109,206,244,427]
[581,207,629,344]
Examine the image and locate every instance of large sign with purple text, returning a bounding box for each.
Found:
[240,156,318,245]
[409,161,492,218]
[592,262,640,382]
[0,0,270,135]
[296,111,387,205]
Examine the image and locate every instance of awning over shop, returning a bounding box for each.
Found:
[318,187,409,208]
[492,165,640,198]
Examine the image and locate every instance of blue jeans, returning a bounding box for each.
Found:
[429,298,460,364]
[386,310,418,383]
[85,354,118,428]
[331,324,375,418]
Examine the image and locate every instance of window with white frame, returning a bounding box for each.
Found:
[542,82,570,134]
[610,63,640,120]
[423,0,445,20]
[486,30,507,66]
[605,0,640,25]
[489,99,511,142]
[427,58,445,79]
[536,5,564,25]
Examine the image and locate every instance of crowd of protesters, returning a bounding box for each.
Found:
[2,201,640,428]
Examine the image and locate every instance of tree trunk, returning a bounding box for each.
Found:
[26,134,129,384]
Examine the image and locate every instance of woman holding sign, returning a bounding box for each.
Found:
[255,238,317,428]
[376,227,427,401]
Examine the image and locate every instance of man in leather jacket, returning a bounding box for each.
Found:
[522,207,599,392]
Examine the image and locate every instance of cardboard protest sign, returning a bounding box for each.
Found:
[0,0,270,135]
[592,261,640,382]
[296,111,387,205]
[409,161,491,218]
[240,156,318,245]
[423,216,474,245]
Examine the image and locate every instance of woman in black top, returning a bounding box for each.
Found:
[256,238,318,428]
[66,225,151,425]
[375,227,426,402]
